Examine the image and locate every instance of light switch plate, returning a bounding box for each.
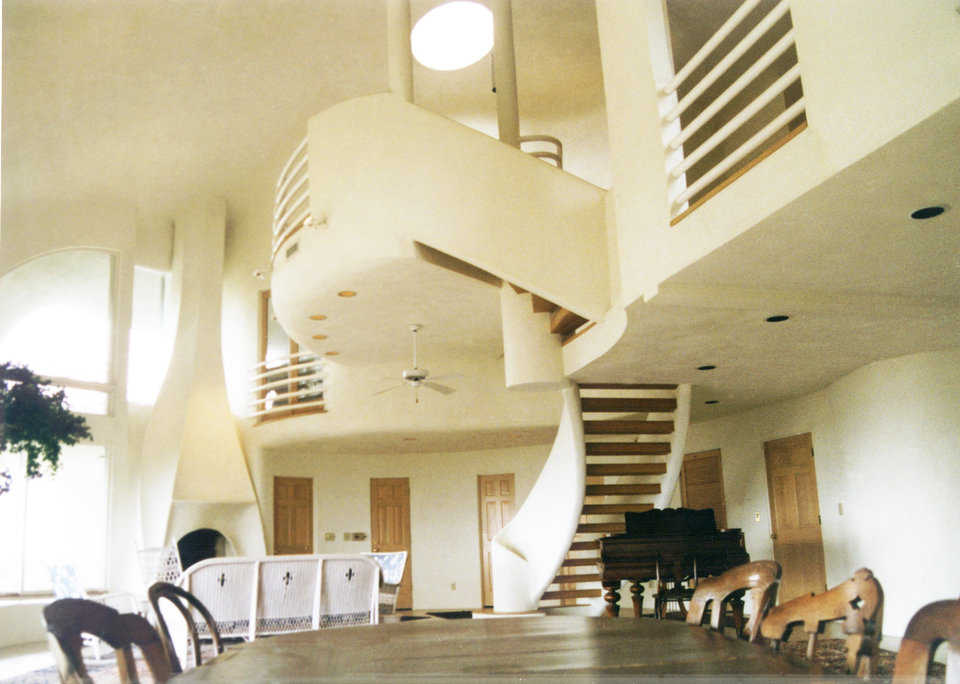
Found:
[324,532,335,542]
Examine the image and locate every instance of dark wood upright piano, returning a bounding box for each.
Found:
[597,507,749,617]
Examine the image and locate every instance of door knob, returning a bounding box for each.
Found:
[770,533,778,540]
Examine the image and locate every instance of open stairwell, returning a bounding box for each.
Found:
[540,383,691,612]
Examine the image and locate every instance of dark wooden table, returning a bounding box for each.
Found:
[172,615,840,682]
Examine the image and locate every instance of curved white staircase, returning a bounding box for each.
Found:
[489,382,691,614]
[490,384,585,613]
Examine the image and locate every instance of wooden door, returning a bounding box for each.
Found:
[370,478,413,610]
[274,477,313,554]
[680,449,727,528]
[764,433,827,602]
[478,473,515,607]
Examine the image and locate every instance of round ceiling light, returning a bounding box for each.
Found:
[765,315,790,323]
[411,1,494,71]
[705,400,719,405]
[910,206,945,220]
[337,290,357,298]
[312,334,328,340]
[697,364,716,371]
[325,351,340,356]
[309,314,327,321]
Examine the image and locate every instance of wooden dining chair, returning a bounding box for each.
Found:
[893,598,960,684]
[760,567,883,676]
[148,581,224,674]
[686,560,781,642]
[43,597,171,683]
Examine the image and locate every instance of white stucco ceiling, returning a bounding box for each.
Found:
[4,0,958,428]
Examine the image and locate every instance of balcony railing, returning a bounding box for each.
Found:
[272,137,311,261]
[519,135,563,169]
[249,351,325,422]
[662,0,805,222]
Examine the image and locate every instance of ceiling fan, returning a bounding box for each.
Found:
[374,324,457,402]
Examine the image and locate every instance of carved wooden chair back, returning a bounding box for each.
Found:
[686,560,781,642]
[148,581,224,674]
[760,567,883,676]
[43,598,171,683]
[893,598,960,684]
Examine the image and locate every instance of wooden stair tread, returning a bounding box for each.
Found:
[569,540,599,551]
[586,442,670,456]
[582,503,654,515]
[581,397,677,413]
[541,589,602,601]
[578,383,678,390]
[584,420,674,435]
[552,573,602,584]
[577,522,626,533]
[586,483,661,496]
[562,557,599,567]
[550,307,588,335]
[587,463,667,476]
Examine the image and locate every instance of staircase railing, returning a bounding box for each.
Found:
[272,136,311,260]
[653,384,692,509]
[491,383,585,612]
[249,351,325,420]
[662,0,805,220]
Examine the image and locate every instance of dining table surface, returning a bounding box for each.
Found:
[169,614,853,682]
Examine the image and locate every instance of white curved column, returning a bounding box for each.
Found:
[491,384,585,612]
[654,383,691,509]
[500,283,565,391]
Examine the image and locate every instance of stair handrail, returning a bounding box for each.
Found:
[653,384,692,509]
[491,383,585,612]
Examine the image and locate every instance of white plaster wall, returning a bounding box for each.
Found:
[298,93,609,320]
[597,0,960,305]
[682,349,960,639]
[256,443,550,610]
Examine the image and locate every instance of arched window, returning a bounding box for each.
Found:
[0,250,114,414]
[0,250,113,593]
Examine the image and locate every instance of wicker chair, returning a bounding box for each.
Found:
[686,560,781,642]
[43,598,171,683]
[761,567,884,676]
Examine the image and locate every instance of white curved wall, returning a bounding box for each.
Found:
[139,198,261,550]
[295,93,609,319]
[491,384,585,612]
[683,349,960,640]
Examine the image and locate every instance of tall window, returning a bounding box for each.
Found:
[0,250,114,594]
[0,444,109,594]
[0,250,114,414]
[127,266,173,405]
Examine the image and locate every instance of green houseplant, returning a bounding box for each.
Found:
[0,362,92,493]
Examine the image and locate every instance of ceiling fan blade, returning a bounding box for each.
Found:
[423,382,456,395]
[373,384,403,396]
[428,373,464,383]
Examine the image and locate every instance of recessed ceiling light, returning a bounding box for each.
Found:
[910,206,946,220]
[309,314,327,321]
[337,290,357,298]
[697,365,716,371]
[411,1,494,71]
[312,334,328,340]
[325,351,339,356]
[705,400,719,405]
[765,315,790,323]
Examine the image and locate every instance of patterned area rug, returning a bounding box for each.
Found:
[779,637,946,680]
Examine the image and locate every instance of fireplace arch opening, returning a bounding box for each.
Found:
[176,528,234,571]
